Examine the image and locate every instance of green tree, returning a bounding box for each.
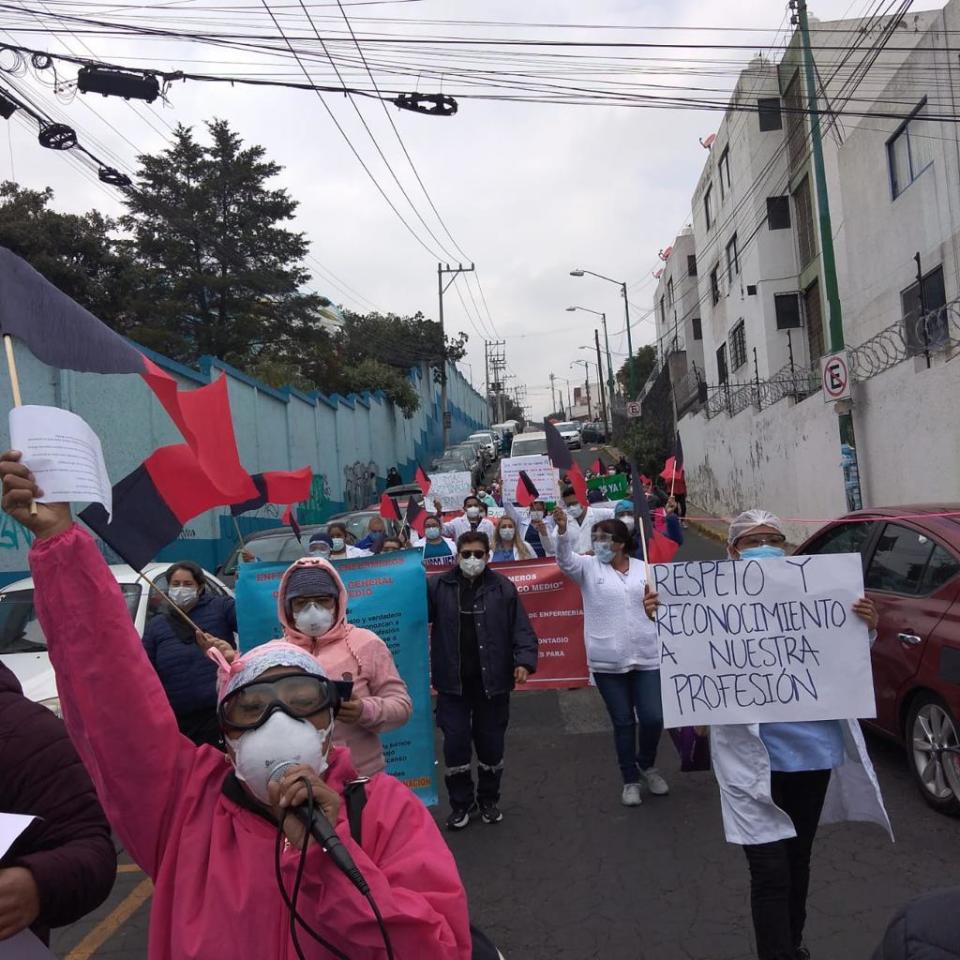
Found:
[0,182,143,329]
[616,345,658,396]
[122,119,324,364]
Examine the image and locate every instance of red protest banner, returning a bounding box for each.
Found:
[490,557,590,689]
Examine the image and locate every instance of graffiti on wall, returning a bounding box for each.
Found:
[344,461,378,511]
[0,514,33,552]
[300,474,332,524]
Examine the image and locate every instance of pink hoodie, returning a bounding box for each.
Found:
[277,556,413,777]
[30,525,471,960]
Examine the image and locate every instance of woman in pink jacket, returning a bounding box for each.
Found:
[277,558,413,777]
[0,452,471,960]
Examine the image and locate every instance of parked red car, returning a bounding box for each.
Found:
[797,505,960,815]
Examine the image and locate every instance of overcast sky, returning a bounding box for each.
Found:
[1,0,865,418]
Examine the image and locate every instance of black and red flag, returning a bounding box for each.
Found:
[230,467,313,516]
[543,418,587,506]
[379,493,402,522]
[590,457,604,476]
[515,470,539,507]
[282,504,302,544]
[415,465,431,496]
[405,498,428,538]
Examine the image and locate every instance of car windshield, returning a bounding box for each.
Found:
[0,584,141,655]
[557,422,578,432]
[511,436,548,456]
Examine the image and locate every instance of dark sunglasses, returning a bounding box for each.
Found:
[218,671,352,731]
[459,549,486,560]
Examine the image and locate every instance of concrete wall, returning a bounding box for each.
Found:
[0,345,486,584]
[680,353,960,545]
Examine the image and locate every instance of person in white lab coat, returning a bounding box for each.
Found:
[646,508,890,960]
[548,485,615,554]
[437,495,497,543]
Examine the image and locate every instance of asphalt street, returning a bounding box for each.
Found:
[49,528,960,959]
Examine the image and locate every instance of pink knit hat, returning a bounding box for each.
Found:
[206,640,328,704]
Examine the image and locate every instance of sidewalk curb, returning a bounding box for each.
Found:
[686,518,728,546]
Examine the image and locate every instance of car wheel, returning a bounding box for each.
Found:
[907,693,960,815]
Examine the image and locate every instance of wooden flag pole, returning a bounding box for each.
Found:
[4,335,37,516]
[670,469,676,499]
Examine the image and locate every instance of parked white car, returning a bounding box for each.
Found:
[554,421,582,450]
[0,562,234,716]
[468,431,500,459]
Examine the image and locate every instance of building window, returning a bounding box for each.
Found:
[704,183,714,229]
[783,72,806,169]
[767,196,791,230]
[692,317,702,340]
[793,176,816,266]
[687,254,698,277]
[718,147,731,199]
[729,320,747,371]
[659,295,667,328]
[667,277,675,309]
[710,264,721,305]
[758,97,783,131]
[805,280,825,362]
[901,264,948,350]
[775,293,802,329]
[716,343,728,384]
[888,100,934,198]
[726,233,740,285]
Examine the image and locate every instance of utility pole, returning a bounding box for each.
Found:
[594,328,610,434]
[549,373,556,415]
[484,341,491,423]
[437,262,475,449]
[571,360,592,418]
[796,0,863,508]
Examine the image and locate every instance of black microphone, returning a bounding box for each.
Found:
[270,762,369,894]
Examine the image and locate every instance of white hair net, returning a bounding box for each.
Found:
[727,509,786,545]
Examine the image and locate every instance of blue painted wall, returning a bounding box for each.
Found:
[0,345,486,585]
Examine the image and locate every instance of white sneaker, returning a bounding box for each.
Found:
[621,783,642,806]
[641,767,670,796]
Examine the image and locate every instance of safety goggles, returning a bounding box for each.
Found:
[459,549,486,560]
[591,535,614,546]
[218,671,352,731]
[735,534,787,550]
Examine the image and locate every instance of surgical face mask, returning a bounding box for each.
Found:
[466,506,481,519]
[331,537,345,553]
[619,516,635,531]
[425,526,441,541]
[294,602,335,637]
[459,556,486,578]
[593,542,616,564]
[529,510,544,523]
[228,711,332,804]
[738,545,786,560]
[500,527,515,541]
[566,503,584,519]
[168,586,197,608]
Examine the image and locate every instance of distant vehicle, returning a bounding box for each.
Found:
[509,431,548,458]
[0,563,234,714]
[468,431,499,459]
[580,420,608,444]
[554,421,582,450]
[797,505,960,815]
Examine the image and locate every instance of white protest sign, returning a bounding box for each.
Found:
[9,406,112,519]
[0,812,34,861]
[428,471,473,511]
[500,454,560,504]
[651,553,875,727]
[0,930,56,959]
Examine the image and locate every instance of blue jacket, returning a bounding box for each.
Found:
[427,567,538,697]
[872,887,960,959]
[142,593,237,716]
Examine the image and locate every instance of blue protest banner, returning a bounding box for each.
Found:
[235,551,438,805]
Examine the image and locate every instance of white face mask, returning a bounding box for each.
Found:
[500,527,515,541]
[294,602,335,637]
[529,510,544,522]
[566,503,584,519]
[168,586,198,608]
[459,556,486,578]
[620,516,635,531]
[425,526,442,541]
[593,542,616,564]
[331,537,345,552]
[228,712,332,804]
[466,506,481,519]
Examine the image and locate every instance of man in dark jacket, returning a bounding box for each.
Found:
[142,561,237,748]
[872,887,960,959]
[0,663,116,945]
[427,530,538,831]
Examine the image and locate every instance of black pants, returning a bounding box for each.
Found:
[742,769,831,960]
[436,676,510,809]
[675,493,688,518]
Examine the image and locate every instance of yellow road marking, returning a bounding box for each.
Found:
[66,877,153,960]
[116,863,142,874]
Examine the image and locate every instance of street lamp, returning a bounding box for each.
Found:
[570,267,635,396]
[567,306,615,433]
[576,348,608,433]
[570,360,593,419]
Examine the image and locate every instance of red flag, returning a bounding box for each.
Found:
[379,493,401,522]
[231,466,312,516]
[649,529,680,563]
[282,504,302,543]
[660,456,684,483]
[515,471,539,507]
[415,465,431,496]
[406,498,427,537]
[591,458,603,476]
[567,462,589,508]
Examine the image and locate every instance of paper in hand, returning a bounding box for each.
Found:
[0,930,57,959]
[0,811,34,861]
[9,405,112,520]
